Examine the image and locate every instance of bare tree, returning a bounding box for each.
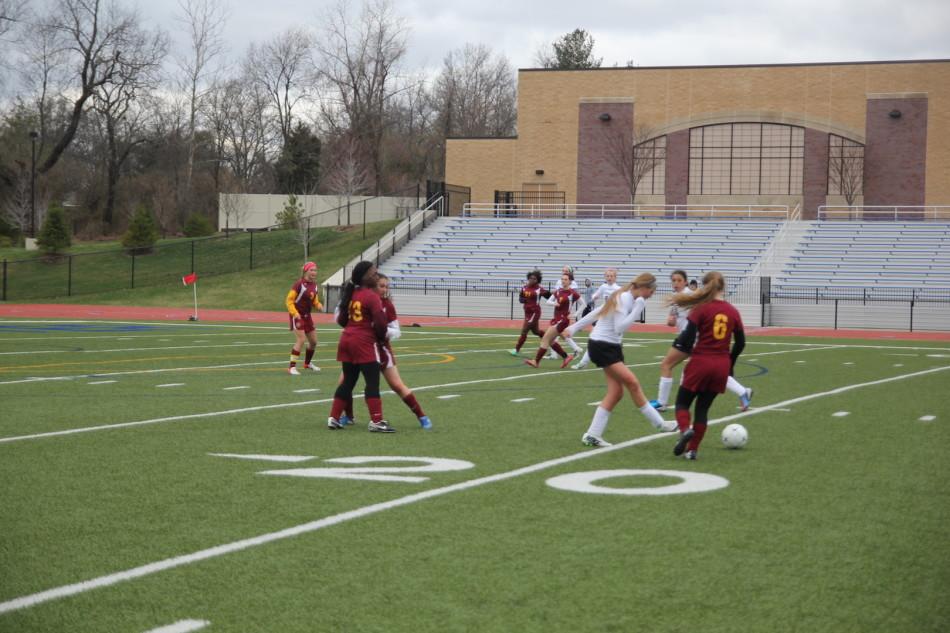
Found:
[600,123,662,203]
[34,0,133,175]
[245,27,314,147]
[324,136,370,225]
[92,22,167,226]
[828,135,864,207]
[1,167,31,233]
[174,0,228,192]
[314,0,408,195]
[17,17,71,158]
[214,77,276,190]
[0,0,27,42]
[431,43,517,139]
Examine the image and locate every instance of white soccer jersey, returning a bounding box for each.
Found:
[567,292,645,345]
[592,282,621,306]
[670,287,693,332]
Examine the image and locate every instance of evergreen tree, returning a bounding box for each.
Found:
[274,123,322,194]
[37,203,71,254]
[538,29,602,70]
[122,204,159,252]
[184,212,215,237]
[275,194,305,230]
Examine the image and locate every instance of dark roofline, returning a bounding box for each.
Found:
[519,58,950,73]
[446,136,518,140]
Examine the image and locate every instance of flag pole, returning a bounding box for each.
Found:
[192,280,199,321]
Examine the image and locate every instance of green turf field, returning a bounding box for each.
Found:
[1,320,948,632]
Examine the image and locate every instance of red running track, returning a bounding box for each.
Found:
[1,303,949,341]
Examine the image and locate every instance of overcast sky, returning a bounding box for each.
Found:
[135,0,950,75]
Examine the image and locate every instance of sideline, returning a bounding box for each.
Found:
[1,363,946,615]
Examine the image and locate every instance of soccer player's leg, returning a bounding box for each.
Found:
[360,361,394,432]
[582,372,623,447]
[604,362,673,432]
[673,386,698,456]
[383,365,431,429]
[303,328,319,371]
[686,391,718,456]
[726,375,753,410]
[330,363,360,429]
[654,347,689,410]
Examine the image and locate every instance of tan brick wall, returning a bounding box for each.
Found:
[446,61,950,206]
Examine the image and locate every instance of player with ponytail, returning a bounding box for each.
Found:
[564,272,676,447]
[286,261,322,375]
[668,271,748,460]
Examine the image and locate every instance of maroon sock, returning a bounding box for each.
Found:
[366,397,383,422]
[551,342,567,358]
[515,333,528,351]
[402,393,425,417]
[330,397,346,420]
[534,347,547,363]
[675,408,692,433]
[688,422,708,452]
[304,347,315,365]
[290,347,300,367]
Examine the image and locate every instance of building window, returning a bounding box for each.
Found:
[688,123,804,195]
[827,134,864,203]
[633,136,666,195]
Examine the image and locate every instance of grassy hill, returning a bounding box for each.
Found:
[2,220,400,312]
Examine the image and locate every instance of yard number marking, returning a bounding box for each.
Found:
[546,469,730,496]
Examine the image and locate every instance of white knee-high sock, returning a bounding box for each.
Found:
[658,376,674,406]
[640,403,667,430]
[726,375,746,396]
[565,337,582,353]
[587,406,611,438]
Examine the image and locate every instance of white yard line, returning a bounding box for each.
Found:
[86,380,116,385]
[142,619,209,633]
[1,364,946,616]
[222,386,250,391]
[511,398,535,403]
[0,347,515,387]
[832,411,850,417]
[156,383,185,388]
[919,415,936,422]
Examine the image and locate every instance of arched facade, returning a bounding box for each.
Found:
[445,60,948,219]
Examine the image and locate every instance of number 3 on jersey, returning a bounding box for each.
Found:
[713,313,729,339]
[349,300,363,322]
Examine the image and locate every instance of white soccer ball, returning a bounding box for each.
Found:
[721,424,748,449]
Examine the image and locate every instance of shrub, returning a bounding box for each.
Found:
[184,213,215,237]
[122,205,159,253]
[36,203,71,254]
[275,194,304,229]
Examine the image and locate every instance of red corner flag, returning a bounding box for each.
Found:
[182,272,198,286]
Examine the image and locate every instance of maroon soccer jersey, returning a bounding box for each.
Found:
[289,280,319,315]
[687,299,744,356]
[381,297,398,324]
[337,287,388,364]
[521,284,551,312]
[552,288,580,320]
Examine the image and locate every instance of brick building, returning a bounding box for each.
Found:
[445,59,950,219]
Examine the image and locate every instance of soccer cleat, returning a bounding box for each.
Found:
[581,433,612,447]
[560,353,575,369]
[418,415,432,430]
[572,356,589,370]
[673,428,695,456]
[739,388,754,412]
[509,349,520,357]
[368,420,396,433]
[288,367,300,375]
[546,351,559,360]
[684,450,698,461]
[338,414,354,427]
[304,363,321,372]
[524,359,539,368]
[649,399,668,412]
[659,419,679,433]
[327,417,344,430]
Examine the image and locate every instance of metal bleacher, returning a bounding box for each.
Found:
[774,222,950,297]
[383,217,784,286]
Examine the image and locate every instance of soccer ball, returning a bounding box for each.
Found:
[721,424,748,449]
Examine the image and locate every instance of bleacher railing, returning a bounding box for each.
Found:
[324,196,442,290]
[817,205,950,221]
[461,203,790,220]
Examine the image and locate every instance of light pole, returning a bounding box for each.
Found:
[29,131,38,238]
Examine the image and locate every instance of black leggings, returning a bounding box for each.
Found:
[674,387,717,424]
[335,362,381,400]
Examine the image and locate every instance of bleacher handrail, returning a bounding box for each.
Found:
[461,203,790,219]
[324,197,442,287]
[817,205,950,221]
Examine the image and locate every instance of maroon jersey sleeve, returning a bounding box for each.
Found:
[383,297,398,323]
[571,289,580,303]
